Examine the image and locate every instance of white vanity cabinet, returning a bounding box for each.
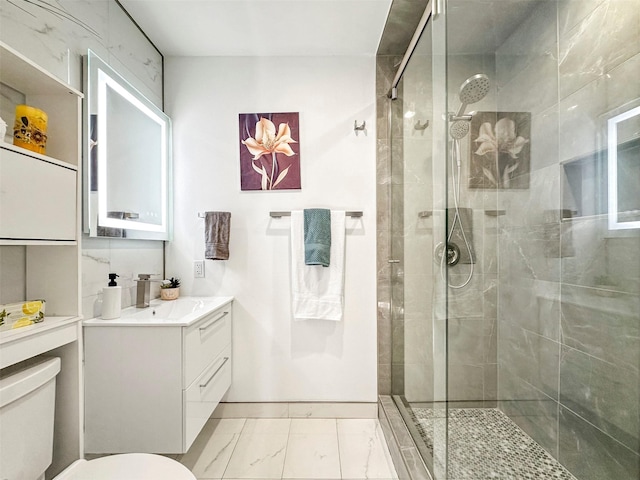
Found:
[83,297,233,454]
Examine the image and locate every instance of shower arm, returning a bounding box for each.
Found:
[449,113,473,122]
[448,102,472,122]
[455,102,469,117]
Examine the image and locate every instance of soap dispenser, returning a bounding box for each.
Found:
[102,273,121,320]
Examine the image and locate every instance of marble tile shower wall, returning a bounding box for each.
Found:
[376,55,401,396]
[495,1,639,478]
[401,57,433,402]
[376,0,432,399]
[399,50,500,404]
[0,1,164,318]
[377,47,500,403]
[441,54,499,404]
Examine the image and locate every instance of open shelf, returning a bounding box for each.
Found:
[0,42,82,97]
[0,143,78,171]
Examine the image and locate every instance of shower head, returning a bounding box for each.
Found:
[450,120,470,140]
[455,74,490,117]
[459,74,490,104]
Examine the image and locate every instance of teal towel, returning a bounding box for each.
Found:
[304,209,331,267]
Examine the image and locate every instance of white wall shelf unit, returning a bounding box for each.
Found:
[0,40,83,478]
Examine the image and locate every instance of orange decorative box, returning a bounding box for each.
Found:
[13,105,48,154]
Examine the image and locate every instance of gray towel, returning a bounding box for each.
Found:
[205,211,231,260]
[304,208,331,267]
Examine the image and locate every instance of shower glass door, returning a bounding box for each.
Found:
[391,0,639,479]
[442,0,639,478]
[389,4,450,478]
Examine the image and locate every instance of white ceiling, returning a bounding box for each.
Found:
[119,0,393,57]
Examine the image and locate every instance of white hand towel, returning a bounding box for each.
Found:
[291,210,346,321]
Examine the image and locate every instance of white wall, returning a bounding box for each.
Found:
[165,56,378,402]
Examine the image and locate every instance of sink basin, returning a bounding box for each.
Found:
[126,298,207,320]
[83,296,234,327]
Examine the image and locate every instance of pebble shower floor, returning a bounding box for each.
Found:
[409,407,578,480]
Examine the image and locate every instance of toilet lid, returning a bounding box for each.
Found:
[56,453,196,480]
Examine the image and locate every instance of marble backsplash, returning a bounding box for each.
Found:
[0,0,162,105]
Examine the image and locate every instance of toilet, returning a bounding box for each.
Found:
[0,357,195,480]
[54,453,196,479]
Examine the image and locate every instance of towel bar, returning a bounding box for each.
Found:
[270,211,363,218]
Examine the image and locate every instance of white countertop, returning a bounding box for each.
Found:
[83,296,233,327]
[0,316,81,369]
[0,315,80,345]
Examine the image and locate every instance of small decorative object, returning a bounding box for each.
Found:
[239,112,301,191]
[13,104,48,154]
[0,115,7,142]
[0,300,46,329]
[160,277,181,300]
[469,111,531,189]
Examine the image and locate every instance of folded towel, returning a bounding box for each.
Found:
[204,211,231,260]
[304,208,331,267]
[291,210,346,321]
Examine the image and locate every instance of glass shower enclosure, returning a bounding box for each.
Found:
[388,1,639,479]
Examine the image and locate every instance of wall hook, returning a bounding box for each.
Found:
[354,120,366,136]
[414,120,429,131]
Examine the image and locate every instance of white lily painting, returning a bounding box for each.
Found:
[239,112,301,191]
[469,112,531,189]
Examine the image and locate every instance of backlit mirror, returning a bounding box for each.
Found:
[607,103,640,230]
[83,50,172,240]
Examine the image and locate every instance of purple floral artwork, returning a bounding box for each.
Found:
[239,112,301,191]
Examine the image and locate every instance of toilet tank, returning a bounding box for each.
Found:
[0,357,61,480]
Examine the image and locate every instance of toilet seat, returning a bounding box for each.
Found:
[54,453,196,480]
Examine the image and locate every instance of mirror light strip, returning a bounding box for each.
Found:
[97,68,167,233]
[607,105,640,230]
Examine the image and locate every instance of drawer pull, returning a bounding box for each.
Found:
[200,357,229,389]
[199,311,229,332]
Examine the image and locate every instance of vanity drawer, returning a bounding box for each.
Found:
[184,346,231,450]
[184,304,231,386]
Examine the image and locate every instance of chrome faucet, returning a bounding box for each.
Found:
[135,274,163,308]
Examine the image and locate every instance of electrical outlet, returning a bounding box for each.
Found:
[194,261,205,278]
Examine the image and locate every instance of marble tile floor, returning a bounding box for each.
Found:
[177,417,399,480]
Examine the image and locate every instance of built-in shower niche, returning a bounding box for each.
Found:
[562,138,640,221]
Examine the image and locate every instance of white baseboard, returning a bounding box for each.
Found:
[213,402,378,419]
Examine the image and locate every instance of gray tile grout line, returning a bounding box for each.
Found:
[336,418,343,480]
[279,417,293,480]
[219,417,247,480]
